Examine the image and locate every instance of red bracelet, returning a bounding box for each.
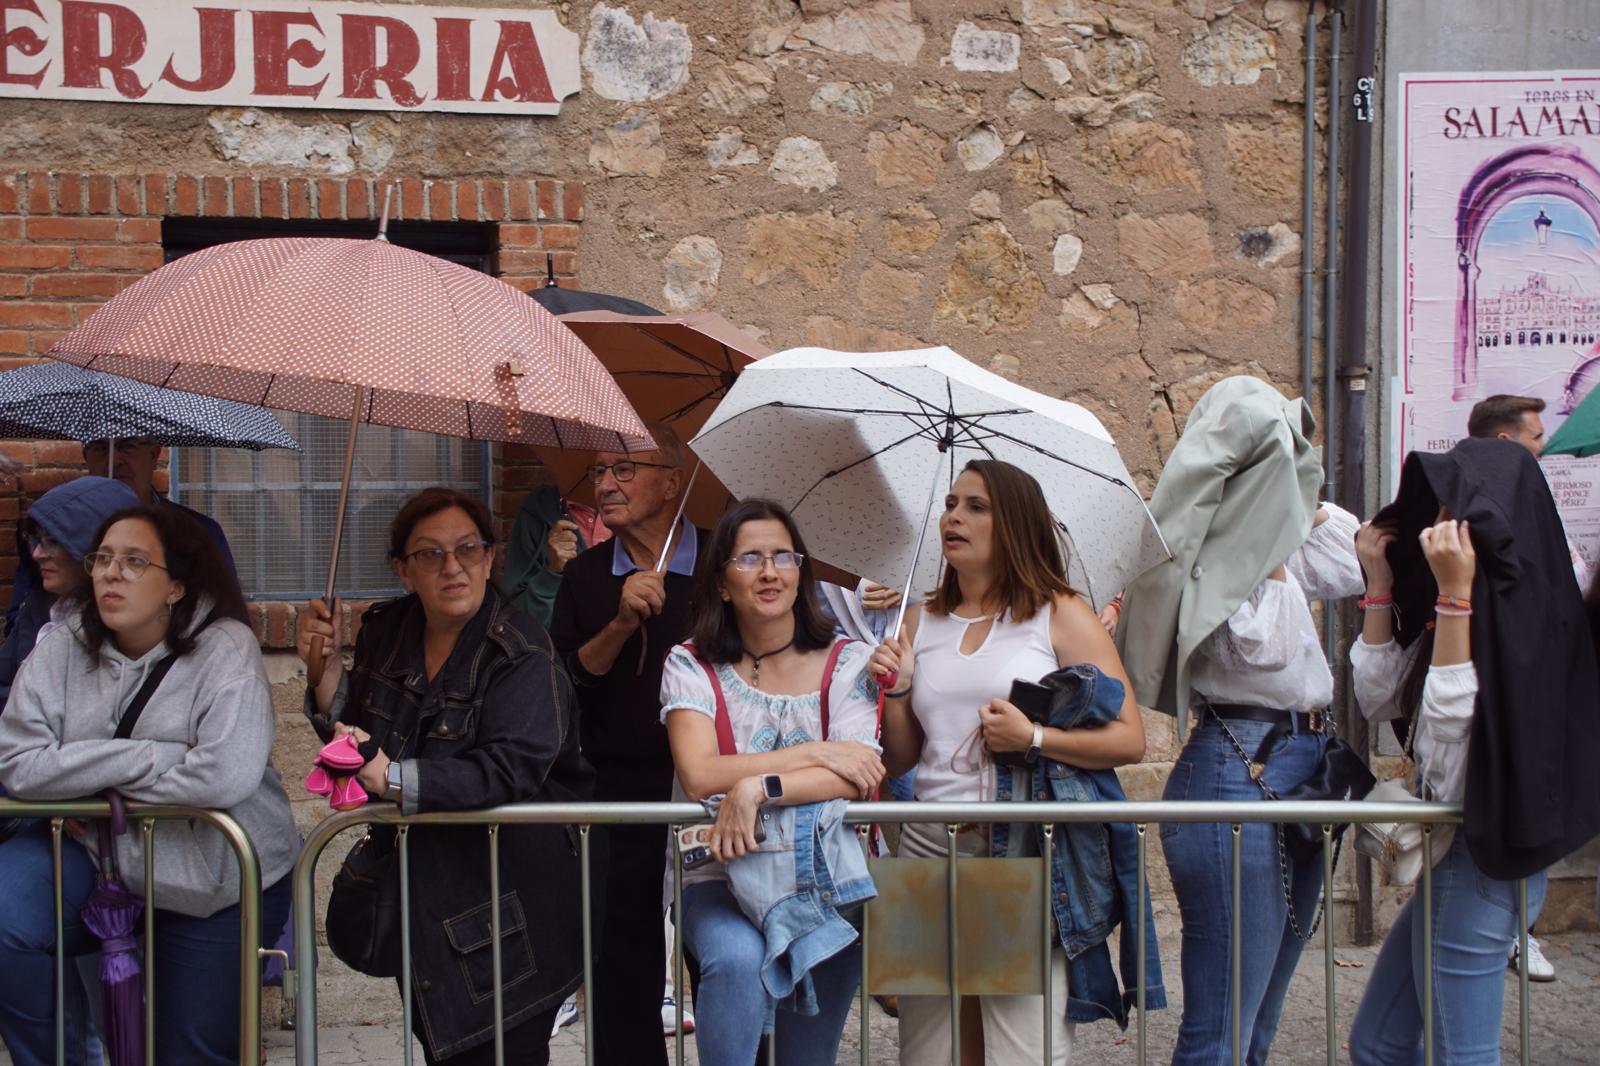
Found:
[1357,594,1394,610]
[1436,593,1471,610]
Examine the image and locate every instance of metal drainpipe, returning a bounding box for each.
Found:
[1339,0,1380,947]
[1301,11,1318,413]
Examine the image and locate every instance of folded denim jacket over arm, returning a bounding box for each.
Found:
[990,663,1167,1028]
[710,796,875,1021]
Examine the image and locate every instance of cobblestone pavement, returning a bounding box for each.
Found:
[262,933,1600,1065]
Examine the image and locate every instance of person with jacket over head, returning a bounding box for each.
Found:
[547,423,703,1066]
[296,487,594,1066]
[1116,376,1365,1066]
[1346,439,1600,1065]
[0,504,297,1066]
[661,498,884,1066]
[868,458,1150,1065]
[0,475,139,710]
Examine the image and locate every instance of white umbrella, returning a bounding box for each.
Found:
[689,346,1168,628]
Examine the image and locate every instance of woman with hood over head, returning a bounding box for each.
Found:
[1346,438,1600,1064]
[1117,376,1365,1066]
[0,504,298,1066]
[0,475,139,709]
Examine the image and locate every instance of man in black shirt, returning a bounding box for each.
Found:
[548,424,704,1066]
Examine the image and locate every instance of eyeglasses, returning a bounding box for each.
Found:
[27,531,62,555]
[401,540,492,572]
[587,460,674,484]
[83,552,169,581]
[725,551,805,572]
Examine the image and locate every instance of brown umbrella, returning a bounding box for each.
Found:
[47,230,651,679]
[542,310,768,547]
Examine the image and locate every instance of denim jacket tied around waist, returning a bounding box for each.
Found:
[706,796,874,1021]
[990,662,1167,1029]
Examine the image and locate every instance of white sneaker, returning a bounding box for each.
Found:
[550,996,579,1036]
[662,995,696,1035]
[1508,936,1556,982]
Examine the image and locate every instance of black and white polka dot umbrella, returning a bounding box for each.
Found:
[0,361,299,450]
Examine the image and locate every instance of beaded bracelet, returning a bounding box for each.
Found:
[1357,594,1394,611]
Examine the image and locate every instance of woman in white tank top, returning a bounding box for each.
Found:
[868,459,1146,1066]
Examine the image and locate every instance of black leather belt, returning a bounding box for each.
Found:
[1198,702,1324,731]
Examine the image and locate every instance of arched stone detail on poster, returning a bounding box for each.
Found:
[1452,143,1600,400]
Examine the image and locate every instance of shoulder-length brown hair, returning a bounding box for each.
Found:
[927,459,1072,622]
[687,499,834,664]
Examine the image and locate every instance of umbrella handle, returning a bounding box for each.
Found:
[308,634,327,688]
[104,790,127,836]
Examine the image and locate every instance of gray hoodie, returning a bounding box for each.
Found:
[0,604,298,917]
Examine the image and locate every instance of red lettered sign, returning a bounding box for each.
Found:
[0,0,578,113]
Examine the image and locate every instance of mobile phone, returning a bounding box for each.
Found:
[679,818,768,871]
[1007,678,1053,723]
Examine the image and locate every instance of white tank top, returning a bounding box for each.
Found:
[909,603,1059,803]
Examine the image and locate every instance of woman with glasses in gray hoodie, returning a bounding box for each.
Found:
[0,504,298,1066]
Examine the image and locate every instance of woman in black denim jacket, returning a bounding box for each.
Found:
[297,487,595,1066]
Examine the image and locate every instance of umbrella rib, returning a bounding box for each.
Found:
[618,326,725,375]
[975,423,1142,494]
[655,387,721,426]
[851,369,949,427]
[790,423,934,511]
[766,401,982,442]
[610,370,728,380]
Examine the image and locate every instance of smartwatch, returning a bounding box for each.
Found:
[1024,723,1045,765]
[760,773,784,802]
[384,760,404,803]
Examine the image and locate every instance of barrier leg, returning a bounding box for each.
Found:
[1421,825,1434,1066]
[1230,823,1242,1066]
[489,825,503,1066]
[399,826,414,1066]
[946,823,960,1066]
[1323,824,1335,1066]
[1136,824,1147,1066]
[581,825,595,1066]
[52,819,64,1066]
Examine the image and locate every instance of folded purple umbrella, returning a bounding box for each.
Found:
[81,793,144,1066]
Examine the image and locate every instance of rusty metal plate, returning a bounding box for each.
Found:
[865,857,1047,996]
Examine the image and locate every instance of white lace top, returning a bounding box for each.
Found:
[658,640,882,885]
[1188,503,1366,712]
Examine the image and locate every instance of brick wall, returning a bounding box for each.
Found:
[0,170,581,647]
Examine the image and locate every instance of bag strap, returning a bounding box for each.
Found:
[818,637,853,742]
[113,654,178,740]
[691,638,856,757]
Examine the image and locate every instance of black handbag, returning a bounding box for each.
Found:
[1256,728,1376,863]
[325,827,403,977]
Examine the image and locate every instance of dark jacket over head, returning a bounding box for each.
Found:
[0,476,139,708]
[304,585,595,1059]
[1377,438,1600,881]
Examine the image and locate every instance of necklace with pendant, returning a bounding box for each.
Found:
[748,636,795,688]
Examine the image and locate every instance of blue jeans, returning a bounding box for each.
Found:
[680,880,861,1066]
[1348,836,1547,1066]
[0,821,292,1066]
[1160,717,1327,1066]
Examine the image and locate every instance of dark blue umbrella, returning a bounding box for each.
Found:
[0,362,299,451]
[524,254,664,316]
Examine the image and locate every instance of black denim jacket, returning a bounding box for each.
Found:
[305,586,597,1059]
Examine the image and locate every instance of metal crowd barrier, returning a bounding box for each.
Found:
[0,797,266,1066]
[290,799,1532,1066]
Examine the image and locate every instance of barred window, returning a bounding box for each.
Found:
[163,218,496,600]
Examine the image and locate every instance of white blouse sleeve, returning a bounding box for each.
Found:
[1416,663,1477,804]
[659,644,718,725]
[1286,503,1365,602]
[1349,637,1411,723]
[1193,577,1300,673]
[825,641,883,751]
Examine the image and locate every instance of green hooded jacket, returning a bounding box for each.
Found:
[505,484,587,627]
[1116,376,1323,736]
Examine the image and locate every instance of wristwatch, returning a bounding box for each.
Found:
[384,760,404,803]
[1024,723,1045,765]
[760,773,784,802]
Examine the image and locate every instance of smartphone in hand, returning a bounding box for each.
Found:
[679,818,768,870]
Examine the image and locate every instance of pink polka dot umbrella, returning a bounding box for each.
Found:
[46,223,651,680]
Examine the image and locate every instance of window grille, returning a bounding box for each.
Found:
[163,218,497,600]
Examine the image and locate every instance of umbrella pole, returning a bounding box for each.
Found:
[308,390,364,688]
[887,453,948,639]
[107,437,114,478]
[654,461,701,573]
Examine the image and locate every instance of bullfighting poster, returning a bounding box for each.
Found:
[1397,70,1600,584]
